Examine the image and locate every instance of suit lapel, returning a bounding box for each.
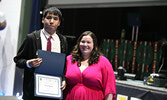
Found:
[34,30,42,50]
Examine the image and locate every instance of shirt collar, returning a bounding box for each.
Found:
[42,28,57,40]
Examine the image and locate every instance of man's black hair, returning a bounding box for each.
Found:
[43,6,62,21]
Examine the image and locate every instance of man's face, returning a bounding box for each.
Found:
[42,13,61,35]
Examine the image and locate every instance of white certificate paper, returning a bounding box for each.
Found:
[34,73,62,99]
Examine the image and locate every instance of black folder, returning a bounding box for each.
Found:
[35,50,66,76]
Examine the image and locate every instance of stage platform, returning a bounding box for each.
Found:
[0,96,18,100]
[116,79,167,100]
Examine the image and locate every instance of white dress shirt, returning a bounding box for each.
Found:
[41,28,60,53]
[26,28,61,68]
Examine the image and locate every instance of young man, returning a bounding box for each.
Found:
[14,6,68,100]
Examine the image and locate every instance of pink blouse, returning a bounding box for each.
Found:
[64,55,116,100]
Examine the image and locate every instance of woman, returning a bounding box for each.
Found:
[64,31,116,100]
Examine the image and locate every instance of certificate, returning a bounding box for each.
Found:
[34,73,62,99]
[34,50,66,99]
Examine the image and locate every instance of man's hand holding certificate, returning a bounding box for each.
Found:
[34,50,66,99]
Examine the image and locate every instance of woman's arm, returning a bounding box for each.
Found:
[105,93,113,100]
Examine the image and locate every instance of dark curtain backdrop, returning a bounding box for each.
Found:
[29,0,41,33]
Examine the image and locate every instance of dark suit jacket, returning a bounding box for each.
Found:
[14,30,68,100]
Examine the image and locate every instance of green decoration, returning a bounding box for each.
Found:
[108,40,115,61]
[118,41,133,62]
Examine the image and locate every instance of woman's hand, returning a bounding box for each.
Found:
[105,93,113,100]
[60,80,66,90]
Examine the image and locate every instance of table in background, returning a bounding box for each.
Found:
[116,79,167,100]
